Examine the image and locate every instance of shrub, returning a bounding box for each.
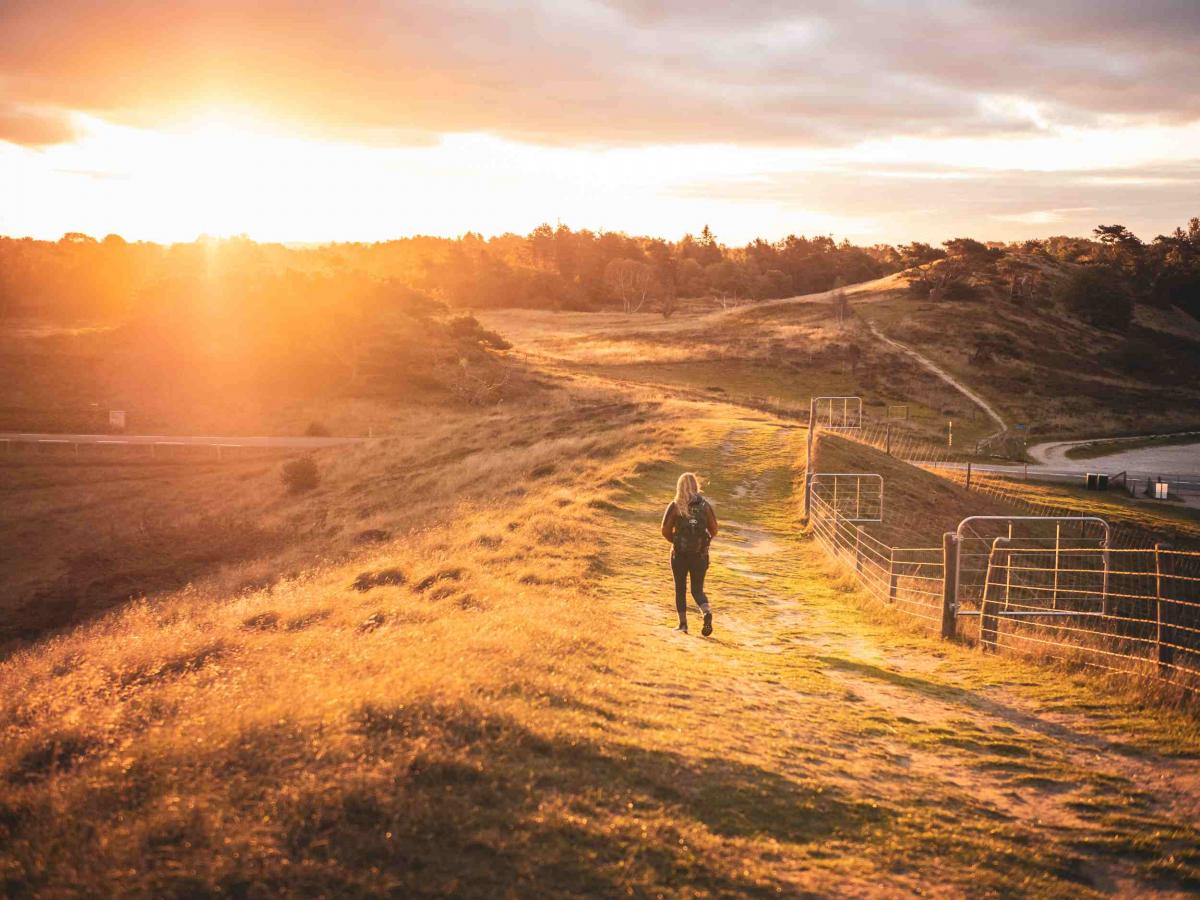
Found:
[281,456,320,493]
[304,421,331,437]
[1054,266,1134,331]
[446,315,512,350]
[1102,338,1160,378]
[943,280,983,302]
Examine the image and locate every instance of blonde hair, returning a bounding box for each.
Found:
[674,472,702,517]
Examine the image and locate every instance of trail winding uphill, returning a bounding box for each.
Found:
[864,320,1008,442]
[593,392,1200,895]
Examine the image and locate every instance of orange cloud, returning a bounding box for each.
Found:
[3,1,1199,148]
[0,106,77,146]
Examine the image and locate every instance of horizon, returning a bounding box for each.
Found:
[3,2,1199,246]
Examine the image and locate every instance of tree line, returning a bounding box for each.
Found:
[0,226,903,323]
[2,219,1196,331]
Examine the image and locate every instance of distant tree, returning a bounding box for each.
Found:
[1054,267,1134,331]
[704,259,743,306]
[676,258,705,296]
[694,225,723,266]
[898,242,947,267]
[1093,224,1147,287]
[603,258,657,312]
[942,237,998,260]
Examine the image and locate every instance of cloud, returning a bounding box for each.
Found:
[1,1,1198,148]
[0,106,77,146]
[991,209,1095,225]
[673,162,1200,243]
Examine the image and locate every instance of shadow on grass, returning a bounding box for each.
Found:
[1,700,888,897]
[817,655,1148,760]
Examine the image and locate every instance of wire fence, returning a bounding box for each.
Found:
[808,490,945,629]
[806,416,1200,696]
[820,415,1197,551]
[975,545,1200,686]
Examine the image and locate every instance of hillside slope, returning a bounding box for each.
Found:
[862,256,1200,440]
[483,256,1200,450]
[4,368,1200,895]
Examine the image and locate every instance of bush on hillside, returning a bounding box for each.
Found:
[1102,338,1161,378]
[943,280,983,302]
[969,332,1020,366]
[281,456,320,494]
[304,421,331,437]
[446,315,512,350]
[1054,266,1134,331]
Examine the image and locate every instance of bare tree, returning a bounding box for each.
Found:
[604,258,657,313]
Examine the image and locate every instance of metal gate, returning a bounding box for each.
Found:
[809,473,884,523]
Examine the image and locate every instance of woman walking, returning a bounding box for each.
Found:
[661,472,718,635]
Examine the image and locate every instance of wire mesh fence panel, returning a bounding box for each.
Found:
[810,473,884,522]
[953,516,1111,612]
[808,491,944,629]
[804,400,1200,694]
[976,545,1200,690]
[811,396,863,430]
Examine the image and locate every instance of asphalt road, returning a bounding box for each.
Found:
[1028,435,1200,476]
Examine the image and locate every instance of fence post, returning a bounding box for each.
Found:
[885,423,891,456]
[941,532,959,640]
[966,461,972,491]
[1101,539,1111,616]
[802,400,815,521]
[1155,543,1174,676]
[888,551,899,604]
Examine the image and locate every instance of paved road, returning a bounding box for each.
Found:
[1029,434,1200,476]
[0,432,366,448]
[928,461,1200,500]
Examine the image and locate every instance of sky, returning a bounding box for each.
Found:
[2,0,1199,246]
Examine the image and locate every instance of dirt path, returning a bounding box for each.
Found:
[865,320,1007,442]
[601,410,1200,895]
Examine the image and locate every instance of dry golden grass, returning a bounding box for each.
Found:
[5,311,1200,895]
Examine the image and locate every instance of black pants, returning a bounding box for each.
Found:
[671,549,710,624]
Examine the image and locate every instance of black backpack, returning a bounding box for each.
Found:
[673,497,710,554]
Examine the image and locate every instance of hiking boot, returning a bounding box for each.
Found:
[701,612,713,637]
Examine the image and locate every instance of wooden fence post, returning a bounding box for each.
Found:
[1155,543,1175,676]
[966,462,972,491]
[941,532,959,640]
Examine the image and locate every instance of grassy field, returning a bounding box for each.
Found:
[5,365,1200,895]
[480,284,1000,452]
[4,289,1200,895]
